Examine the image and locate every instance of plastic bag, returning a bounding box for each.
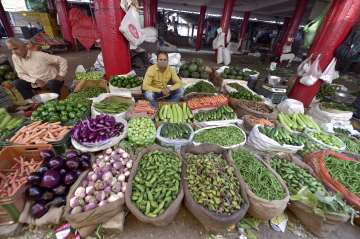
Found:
[217,47,224,64]
[247,125,304,153]
[297,55,312,76]
[156,123,194,150]
[299,55,322,86]
[75,65,86,73]
[119,6,143,48]
[91,93,135,121]
[320,58,339,84]
[141,27,158,43]
[223,47,231,66]
[277,99,304,114]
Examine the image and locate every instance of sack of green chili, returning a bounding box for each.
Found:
[231,148,290,220]
[180,144,249,233]
[125,145,184,226]
[305,150,360,217]
[269,153,351,237]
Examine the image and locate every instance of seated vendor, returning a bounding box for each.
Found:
[6,38,68,99]
[143,51,183,107]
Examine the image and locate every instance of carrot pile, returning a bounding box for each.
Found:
[10,121,71,144]
[245,115,274,127]
[130,100,156,115]
[0,157,41,197]
[187,95,229,110]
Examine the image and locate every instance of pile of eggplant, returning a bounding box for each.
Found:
[27,150,91,218]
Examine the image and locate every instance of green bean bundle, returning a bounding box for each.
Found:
[232,149,285,200]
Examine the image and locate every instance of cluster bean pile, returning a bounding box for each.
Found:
[94,97,131,114]
[271,156,325,194]
[132,150,181,217]
[186,153,242,214]
[232,149,285,200]
[324,156,360,197]
[194,126,244,147]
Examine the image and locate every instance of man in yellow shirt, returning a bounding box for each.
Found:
[6,38,68,99]
[143,52,183,107]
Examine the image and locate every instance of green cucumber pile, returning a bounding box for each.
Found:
[193,126,245,147]
[194,106,236,122]
[278,112,320,132]
[160,123,192,140]
[232,149,285,200]
[271,156,325,195]
[128,117,156,146]
[184,81,216,95]
[132,150,181,217]
[32,100,90,124]
[259,127,303,146]
[94,97,131,114]
[228,86,262,102]
[185,153,242,214]
[110,75,142,89]
[325,156,360,197]
[311,131,344,149]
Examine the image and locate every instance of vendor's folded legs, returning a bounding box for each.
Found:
[144,88,184,108]
[13,79,34,99]
[47,80,64,95]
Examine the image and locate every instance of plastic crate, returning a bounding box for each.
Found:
[0,144,52,224]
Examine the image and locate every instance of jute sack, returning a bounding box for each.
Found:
[243,156,290,221]
[64,171,125,237]
[180,144,249,233]
[125,145,184,226]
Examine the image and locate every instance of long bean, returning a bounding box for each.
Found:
[232,149,285,200]
[324,156,360,197]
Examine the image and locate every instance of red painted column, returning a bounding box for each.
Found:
[0,1,14,37]
[55,0,74,47]
[151,0,157,26]
[289,0,360,107]
[220,0,235,45]
[95,0,131,78]
[143,0,152,27]
[273,0,308,56]
[238,11,250,49]
[195,5,206,51]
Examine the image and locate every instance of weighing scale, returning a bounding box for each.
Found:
[258,84,288,104]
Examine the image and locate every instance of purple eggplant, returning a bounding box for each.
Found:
[63,171,78,186]
[41,169,61,189]
[52,185,67,195]
[48,156,64,170]
[27,172,41,185]
[31,202,48,218]
[65,150,79,160]
[37,165,49,175]
[40,150,55,161]
[65,159,79,170]
[80,159,91,169]
[27,186,43,200]
[59,168,67,176]
[80,153,91,162]
[41,191,54,202]
[46,196,66,208]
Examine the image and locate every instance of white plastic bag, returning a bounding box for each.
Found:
[217,47,224,64]
[156,123,194,150]
[109,70,142,94]
[193,124,246,149]
[223,47,231,66]
[278,99,304,114]
[299,55,322,86]
[212,32,225,49]
[297,55,312,76]
[75,65,86,73]
[91,93,135,121]
[119,6,143,48]
[320,58,339,83]
[247,125,304,153]
[141,27,158,43]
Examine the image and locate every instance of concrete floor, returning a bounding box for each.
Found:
[3,49,360,239]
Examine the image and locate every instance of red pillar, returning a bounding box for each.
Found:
[95,0,131,78]
[273,0,308,56]
[151,0,157,26]
[289,0,360,107]
[55,0,74,47]
[238,11,251,49]
[195,5,206,51]
[0,1,14,37]
[143,0,153,27]
[220,0,235,45]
